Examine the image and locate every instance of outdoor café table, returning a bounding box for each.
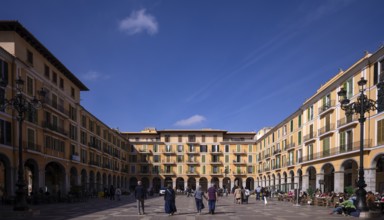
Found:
[314,197,326,206]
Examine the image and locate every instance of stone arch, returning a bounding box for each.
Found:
[234,177,242,188]
[89,170,95,193]
[96,172,101,192]
[108,174,112,187]
[113,175,116,186]
[45,161,66,194]
[271,174,276,191]
[0,153,12,197]
[69,167,78,188]
[372,153,384,193]
[223,177,231,191]
[187,177,196,190]
[164,177,173,188]
[321,163,334,193]
[289,170,295,190]
[24,158,39,195]
[341,159,358,189]
[277,173,281,191]
[141,177,150,189]
[282,172,288,192]
[117,176,121,187]
[102,173,107,189]
[210,177,219,187]
[129,177,138,192]
[81,169,87,190]
[297,169,303,189]
[199,177,208,191]
[176,177,185,191]
[306,166,317,191]
[246,177,254,190]
[152,177,161,193]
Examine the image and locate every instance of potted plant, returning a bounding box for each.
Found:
[306,187,315,205]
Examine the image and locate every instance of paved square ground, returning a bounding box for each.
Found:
[1,194,382,219]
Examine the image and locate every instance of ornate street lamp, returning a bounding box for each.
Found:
[337,77,381,214]
[0,78,45,211]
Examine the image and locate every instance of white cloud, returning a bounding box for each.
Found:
[81,71,110,81]
[118,9,158,35]
[174,115,206,127]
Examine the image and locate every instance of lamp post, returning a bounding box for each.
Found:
[0,78,45,211]
[337,77,379,214]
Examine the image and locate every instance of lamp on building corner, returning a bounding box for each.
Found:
[0,77,45,211]
[338,76,383,217]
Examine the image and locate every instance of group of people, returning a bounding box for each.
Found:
[103,185,122,201]
[134,182,220,216]
[233,186,251,204]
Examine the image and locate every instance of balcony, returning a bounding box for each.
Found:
[318,124,335,138]
[285,142,295,150]
[121,167,129,173]
[42,121,68,136]
[318,100,336,116]
[44,97,69,116]
[301,139,371,163]
[233,160,247,165]
[264,167,271,172]
[232,170,246,176]
[222,138,255,143]
[26,142,42,152]
[232,150,247,155]
[89,160,100,166]
[186,171,199,176]
[160,171,176,176]
[303,132,317,144]
[186,160,199,164]
[273,149,281,155]
[162,150,176,155]
[210,160,223,165]
[264,153,270,159]
[210,171,223,176]
[209,150,223,155]
[337,115,358,129]
[272,164,281,170]
[162,160,176,165]
[138,149,151,154]
[186,150,200,154]
[285,160,295,167]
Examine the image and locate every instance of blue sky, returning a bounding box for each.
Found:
[2,0,384,132]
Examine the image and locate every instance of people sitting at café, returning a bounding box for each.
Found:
[366,191,378,211]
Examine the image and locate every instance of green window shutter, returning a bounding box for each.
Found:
[374,62,378,85]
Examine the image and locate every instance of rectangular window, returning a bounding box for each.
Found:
[71,87,75,98]
[343,78,353,99]
[323,137,330,157]
[225,145,229,152]
[307,105,314,121]
[248,144,252,152]
[154,144,158,152]
[178,135,182,142]
[52,71,57,84]
[177,155,183,163]
[202,135,205,143]
[177,144,183,152]
[201,155,205,163]
[298,131,302,145]
[27,76,35,96]
[200,145,207,152]
[248,155,252,163]
[27,128,35,150]
[59,77,64,89]
[225,155,229,163]
[0,60,8,87]
[213,135,217,142]
[165,135,170,142]
[188,135,195,142]
[298,115,302,127]
[377,119,384,145]
[44,64,50,78]
[290,120,293,132]
[27,49,33,65]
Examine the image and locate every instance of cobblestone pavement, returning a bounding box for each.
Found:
[1,195,381,220]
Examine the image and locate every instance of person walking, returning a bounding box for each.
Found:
[255,186,261,201]
[194,186,207,214]
[115,186,121,201]
[244,188,250,204]
[207,184,219,214]
[164,184,177,216]
[109,185,115,200]
[234,186,242,204]
[135,181,147,215]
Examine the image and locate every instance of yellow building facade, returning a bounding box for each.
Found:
[0,21,130,197]
[254,49,384,194]
[0,20,383,199]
